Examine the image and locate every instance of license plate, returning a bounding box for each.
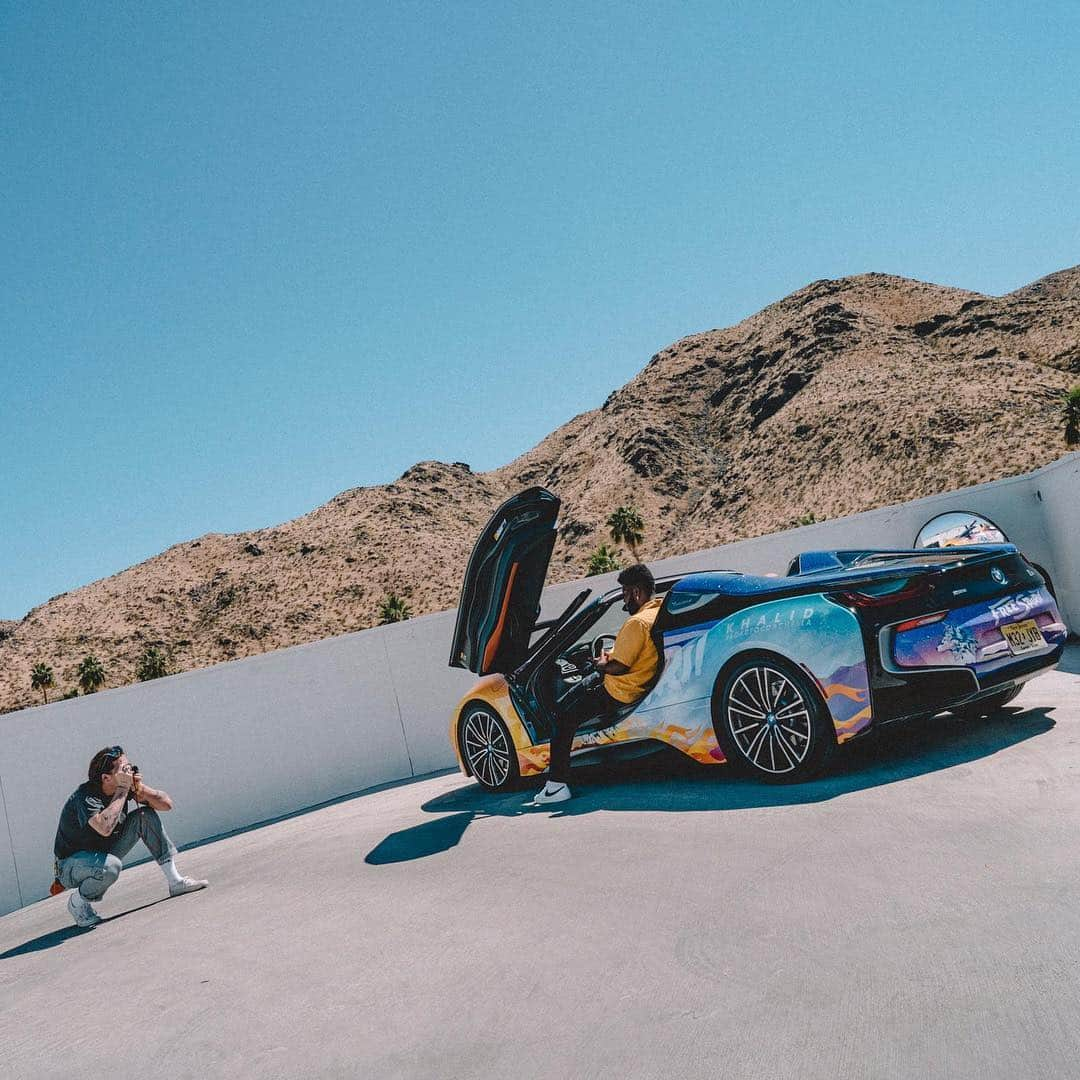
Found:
[1000,619,1046,655]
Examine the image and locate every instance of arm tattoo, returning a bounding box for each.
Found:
[99,793,127,834]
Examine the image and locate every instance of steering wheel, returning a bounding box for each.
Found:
[561,642,594,674]
[592,634,617,660]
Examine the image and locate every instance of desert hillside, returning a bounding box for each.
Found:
[2,267,1077,712]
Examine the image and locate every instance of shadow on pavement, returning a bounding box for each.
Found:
[365,811,475,865]
[1055,646,1080,676]
[0,925,86,957]
[365,705,1055,865]
[0,897,171,959]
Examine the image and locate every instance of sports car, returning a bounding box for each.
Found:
[448,488,1068,788]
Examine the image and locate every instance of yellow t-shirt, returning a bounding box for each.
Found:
[604,597,663,704]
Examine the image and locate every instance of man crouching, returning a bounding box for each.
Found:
[54,745,207,928]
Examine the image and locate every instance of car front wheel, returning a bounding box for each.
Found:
[459,704,520,792]
[714,656,835,783]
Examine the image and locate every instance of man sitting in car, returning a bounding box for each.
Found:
[533,563,662,805]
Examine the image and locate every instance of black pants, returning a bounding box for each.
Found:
[548,681,620,784]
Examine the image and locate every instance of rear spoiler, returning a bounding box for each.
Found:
[787,545,1017,577]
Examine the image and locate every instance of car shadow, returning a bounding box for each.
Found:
[0,897,171,960]
[1055,644,1080,676]
[364,705,1055,865]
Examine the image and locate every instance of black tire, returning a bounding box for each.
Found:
[713,655,836,783]
[458,703,521,792]
[950,685,1022,720]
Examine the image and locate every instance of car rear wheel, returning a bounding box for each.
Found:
[714,656,835,783]
[459,704,520,792]
[950,685,1022,720]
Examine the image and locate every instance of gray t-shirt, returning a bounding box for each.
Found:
[54,781,130,859]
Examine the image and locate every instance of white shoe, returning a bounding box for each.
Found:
[530,782,572,806]
[169,876,208,897]
[68,891,102,928]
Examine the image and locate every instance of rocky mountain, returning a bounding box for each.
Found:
[2,267,1077,713]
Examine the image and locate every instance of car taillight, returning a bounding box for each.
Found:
[894,610,948,633]
[835,578,930,608]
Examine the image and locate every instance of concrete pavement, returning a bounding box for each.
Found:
[2,646,1079,1079]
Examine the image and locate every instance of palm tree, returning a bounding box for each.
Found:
[136,646,169,681]
[378,593,412,624]
[31,663,55,704]
[76,654,106,695]
[586,544,622,576]
[607,505,645,561]
[1065,385,1080,447]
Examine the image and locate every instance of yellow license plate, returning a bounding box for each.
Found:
[1000,619,1046,655]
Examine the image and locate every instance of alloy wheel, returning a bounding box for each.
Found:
[461,708,513,789]
[725,664,813,775]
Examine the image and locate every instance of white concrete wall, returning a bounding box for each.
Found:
[0,623,476,915]
[1029,453,1080,628]
[1,453,1076,915]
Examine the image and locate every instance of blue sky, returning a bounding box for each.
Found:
[2,1,1078,619]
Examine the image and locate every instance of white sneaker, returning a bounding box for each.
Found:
[169,876,208,897]
[530,783,572,806]
[68,891,102,928]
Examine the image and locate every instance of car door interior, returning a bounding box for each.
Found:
[542,602,637,734]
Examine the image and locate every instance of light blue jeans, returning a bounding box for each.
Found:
[58,807,177,901]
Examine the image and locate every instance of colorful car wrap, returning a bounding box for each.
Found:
[452,593,874,777]
[890,587,1067,674]
[448,514,1067,784]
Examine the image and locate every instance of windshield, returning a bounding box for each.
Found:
[564,597,627,652]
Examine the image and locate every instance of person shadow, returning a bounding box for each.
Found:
[0,897,171,960]
[364,705,1056,865]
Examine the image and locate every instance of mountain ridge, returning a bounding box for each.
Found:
[2,265,1077,712]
